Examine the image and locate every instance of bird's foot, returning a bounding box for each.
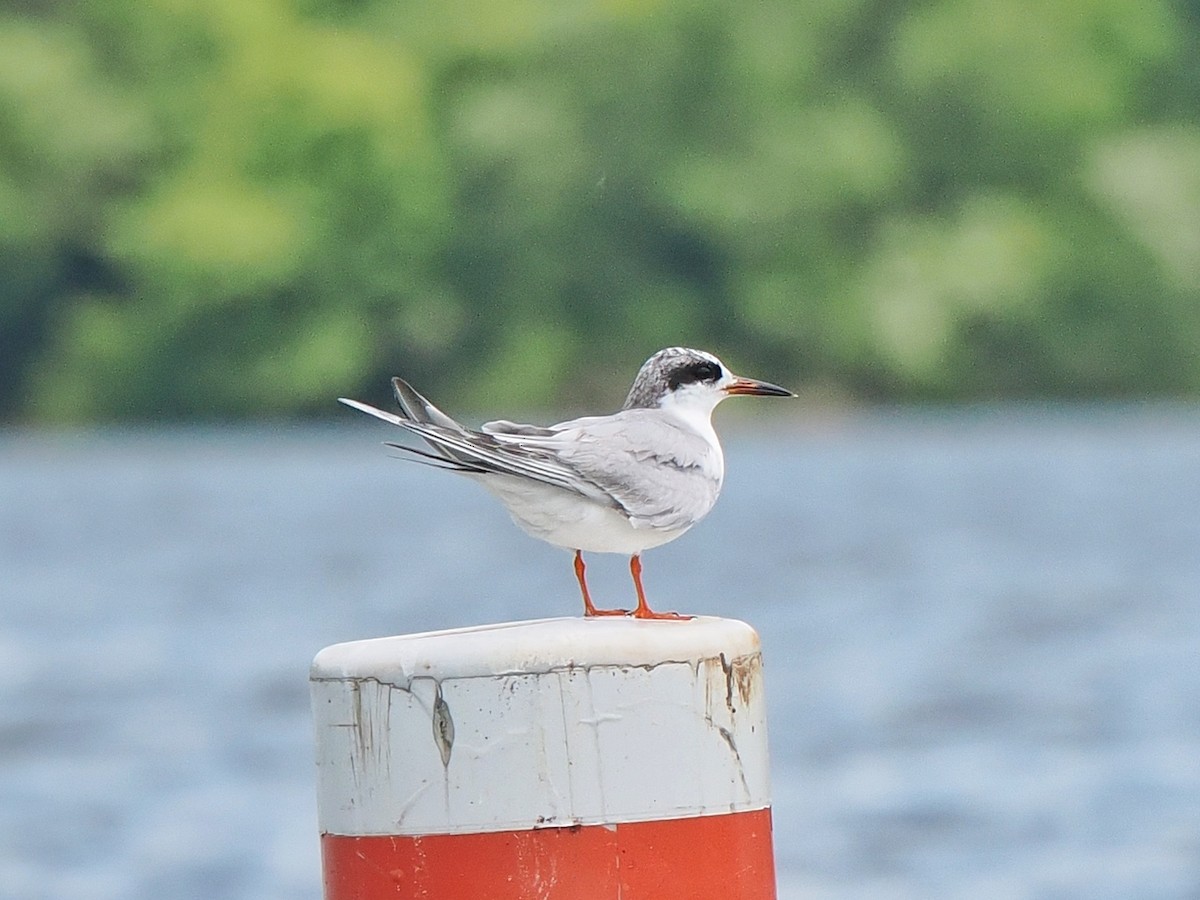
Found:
[583,605,631,618]
[631,607,694,621]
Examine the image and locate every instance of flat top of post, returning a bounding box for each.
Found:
[311,616,761,684]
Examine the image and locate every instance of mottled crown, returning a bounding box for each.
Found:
[622,347,725,409]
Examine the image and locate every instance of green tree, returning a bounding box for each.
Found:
[2,0,1199,422]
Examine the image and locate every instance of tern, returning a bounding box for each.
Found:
[340,347,794,619]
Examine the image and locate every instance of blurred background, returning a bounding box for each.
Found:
[4,0,1200,420]
[2,0,1199,898]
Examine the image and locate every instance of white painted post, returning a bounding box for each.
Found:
[311,616,776,899]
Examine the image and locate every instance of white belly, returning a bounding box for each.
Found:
[476,475,692,555]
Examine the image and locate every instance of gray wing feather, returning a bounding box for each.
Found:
[482,419,557,437]
[338,397,406,429]
[338,396,618,505]
[538,412,721,531]
[390,419,615,501]
[391,377,460,430]
[340,394,719,530]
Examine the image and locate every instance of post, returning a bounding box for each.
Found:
[310,616,776,899]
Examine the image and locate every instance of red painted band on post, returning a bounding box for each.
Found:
[322,808,776,900]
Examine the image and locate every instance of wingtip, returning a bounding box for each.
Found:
[337,396,408,427]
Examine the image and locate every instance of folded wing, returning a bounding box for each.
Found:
[339,384,721,532]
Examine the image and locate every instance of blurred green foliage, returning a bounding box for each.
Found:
[2,0,1200,421]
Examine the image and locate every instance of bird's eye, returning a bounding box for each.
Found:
[668,360,723,390]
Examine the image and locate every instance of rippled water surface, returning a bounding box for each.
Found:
[2,406,1198,899]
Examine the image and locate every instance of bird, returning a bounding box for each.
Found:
[339,347,794,619]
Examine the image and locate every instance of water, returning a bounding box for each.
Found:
[1,406,1198,899]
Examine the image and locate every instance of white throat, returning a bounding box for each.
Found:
[656,386,725,458]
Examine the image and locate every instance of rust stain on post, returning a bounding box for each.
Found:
[731,653,760,708]
[709,650,761,716]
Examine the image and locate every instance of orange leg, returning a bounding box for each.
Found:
[575,550,626,617]
[630,554,692,621]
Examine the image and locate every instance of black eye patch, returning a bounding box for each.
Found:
[668,360,722,390]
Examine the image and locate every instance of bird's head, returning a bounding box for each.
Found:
[623,347,795,416]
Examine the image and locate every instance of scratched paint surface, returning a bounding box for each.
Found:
[311,620,769,835]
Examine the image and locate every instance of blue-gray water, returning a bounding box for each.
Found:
[2,406,1198,899]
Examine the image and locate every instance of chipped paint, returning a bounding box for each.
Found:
[431,684,454,768]
[311,617,770,838]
